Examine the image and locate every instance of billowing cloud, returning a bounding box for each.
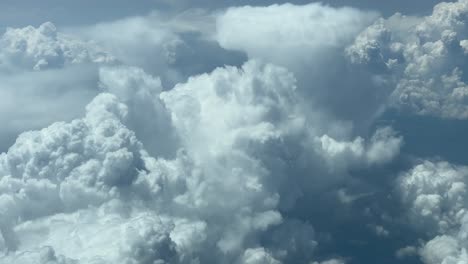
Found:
[216,4,385,130]
[398,160,468,263]
[0,21,114,72]
[2,1,467,264]
[0,22,116,152]
[0,57,402,263]
[347,0,468,119]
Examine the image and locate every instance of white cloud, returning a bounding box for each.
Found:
[420,235,468,264]
[398,160,468,263]
[216,3,377,61]
[161,60,401,201]
[0,22,114,72]
[395,246,418,259]
[4,2,458,263]
[216,3,384,129]
[347,0,468,119]
[240,248,281,264]
[0,22,117,152]
[0,56,403,263]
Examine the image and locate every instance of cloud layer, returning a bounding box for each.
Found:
[0,1,467,264]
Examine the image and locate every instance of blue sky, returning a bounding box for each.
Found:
[0,0,450,28]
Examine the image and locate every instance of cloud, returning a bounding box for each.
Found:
[398,160,468,263]
[216,3,385,130]
[0,22,116,152]
[0,0,446,31]
[159,59,401,261]
[98,65,178,158]
[240,248,281,264]
[347,0,468,119]
[3,1,466,264]
[0,22,114,72]
[216,3,376,58]
[0,56,402,263]
[70,10,246,88]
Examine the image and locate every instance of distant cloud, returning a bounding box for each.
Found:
[347,0,468,119]
[398,160,468,263]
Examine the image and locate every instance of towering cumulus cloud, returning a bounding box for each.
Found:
[216,4,384,130]
[0,59,401,263]
[1,1,467,264]
[347,0,468,119]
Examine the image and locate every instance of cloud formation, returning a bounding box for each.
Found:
[0,21,114,71]
[0,57,402,263]
[1,1,467,264]
[216,4,384,130]
[0,22,116,152]
[398,160,468,263]
[347,0,468,119]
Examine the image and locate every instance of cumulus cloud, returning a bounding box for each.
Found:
[216,4,387,130]
[0,21,114,72]
[4,1,467,264]
[0,57,402,263]
[0,93,187,263]
[347,0,468,119]
[216,0,468,122]
[0,22,116,151]
[398,160,468,263]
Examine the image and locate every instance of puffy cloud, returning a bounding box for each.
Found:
[0,22,116,152]
[0,93,142,223]
[0,22,114,72]
[161,60,401,201]
[316,126,402,168]
[216,4,386,129]
[347,0,468,119]
[0,93,182,263]
[420,235,468,264]
[215,0,468,121]
[399,161,468,233]
[4,207,180,264]
[6,1,462,263]
[398,160,468,263]
[159,59,401,262]
[239,248,281,264]
[0,57,402,263]
[395,245,418,259]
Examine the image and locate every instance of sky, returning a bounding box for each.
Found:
[0,0,451,29]
[0,1,467,264]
